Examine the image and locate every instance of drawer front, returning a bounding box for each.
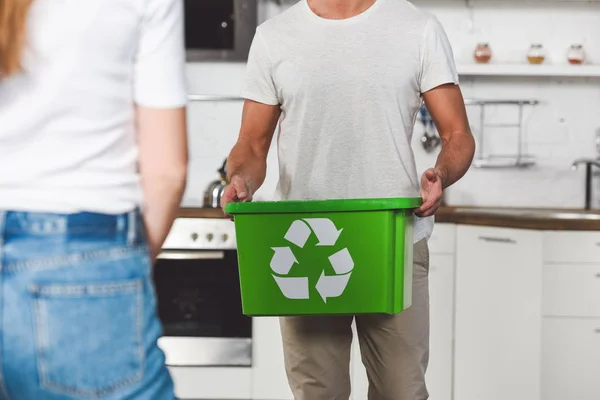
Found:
[542,318,600,400]
[543,265,600,317]
[427,254,454,400]
[429,223,456,254]
[544,231,600,264]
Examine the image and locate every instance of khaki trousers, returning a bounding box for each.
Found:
[279,240,430,400]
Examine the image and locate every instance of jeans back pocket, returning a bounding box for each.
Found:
[29,279,144,398]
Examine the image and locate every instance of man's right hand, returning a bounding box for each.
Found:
[221,175,253,218]
[222,99,280,218]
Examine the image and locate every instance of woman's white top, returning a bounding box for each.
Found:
[0,0,187,213]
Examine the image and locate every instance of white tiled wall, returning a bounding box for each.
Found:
[183,0,600,209]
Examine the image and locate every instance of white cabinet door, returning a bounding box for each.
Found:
[542,318,600,400]
[429,223,457,254]
[454,226,543,400]
[252,317,294,400]
[544,231,600,264]
[543,264,600,317]
[427,254,455,400]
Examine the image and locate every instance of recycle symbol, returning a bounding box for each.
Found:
[270,218,354,303]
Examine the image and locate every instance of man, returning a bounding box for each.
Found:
[222,0,475,399]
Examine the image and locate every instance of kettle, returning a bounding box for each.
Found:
[204,159,228,208]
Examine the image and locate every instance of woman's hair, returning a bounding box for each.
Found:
[0,0,34,77]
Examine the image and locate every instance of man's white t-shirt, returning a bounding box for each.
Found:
[0,0,187,214]
[242,0,459,243]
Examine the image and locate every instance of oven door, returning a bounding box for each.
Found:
[153,249,252,367]
[184,0,257,61]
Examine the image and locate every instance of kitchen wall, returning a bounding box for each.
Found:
[183,0,600,209]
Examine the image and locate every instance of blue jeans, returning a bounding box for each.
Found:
[0,210,175,400]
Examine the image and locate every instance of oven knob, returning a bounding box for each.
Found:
[207,233,214,242]
[191,233,199,241]
[222,233,229,242]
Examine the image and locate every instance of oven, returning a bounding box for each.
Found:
[155,216,253,399]
[184,0,258,61]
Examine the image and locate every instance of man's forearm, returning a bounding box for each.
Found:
[226,138,268,195]
[435,131,475,188]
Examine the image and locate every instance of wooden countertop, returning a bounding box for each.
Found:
[177,207,227,219]
[177,206,600,231]
[436,206,600,231]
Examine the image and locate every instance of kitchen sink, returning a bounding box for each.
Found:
[451,207,600,221]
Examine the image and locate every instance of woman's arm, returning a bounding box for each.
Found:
[132,0,188,259]
[136,106,188,260]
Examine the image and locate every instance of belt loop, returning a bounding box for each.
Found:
[127,209,136,245]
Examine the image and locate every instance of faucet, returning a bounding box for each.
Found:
[571,158,600,210]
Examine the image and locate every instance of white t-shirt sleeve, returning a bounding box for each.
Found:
[419,17,459,94]
[133,0,187,108]
[241,29,280,106]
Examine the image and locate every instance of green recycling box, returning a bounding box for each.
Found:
[226,198,421,316]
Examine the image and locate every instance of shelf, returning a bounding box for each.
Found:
[457,64,600,78]
[187,94,244,102]
[472,156,536,169]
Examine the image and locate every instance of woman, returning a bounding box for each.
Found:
[0,0,188,399]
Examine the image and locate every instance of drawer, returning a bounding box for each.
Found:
[544,231,600,263]
[543,265,600,317]
[542,318,600,400]
[429,223,456,254]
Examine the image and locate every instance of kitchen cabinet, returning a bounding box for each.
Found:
[541,231,600,400]
[249,224,600,400]
[252,317,294,400]
[542,318,600,400]
[543,264,600,317]
[543,231,600,264]
[170,367,252,400]
[351,224,456,400]
[454,226,543,400]
[427,224,457,400]
[427,253,455,400]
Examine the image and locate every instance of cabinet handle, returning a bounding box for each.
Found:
[595,328,600,334]
[596,273,600,278]
[478,236,517,244]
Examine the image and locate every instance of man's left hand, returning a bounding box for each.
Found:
[415,168,444,217]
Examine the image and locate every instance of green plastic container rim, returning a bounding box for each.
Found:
[225,197,422,214]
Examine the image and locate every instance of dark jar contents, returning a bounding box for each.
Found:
[527,44,546,65]
[567,44,585,65]
[474,43,492,64]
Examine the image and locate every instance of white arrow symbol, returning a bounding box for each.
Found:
[270,247,298,275]
[328,248,354,274]
[273,276,310,300]
[284,220,311,248]
[315,271,352,303]
[303,219,343,246]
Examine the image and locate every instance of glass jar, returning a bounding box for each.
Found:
[527,44,546,65]
[567,44,585,65]
[474,43,492,64]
